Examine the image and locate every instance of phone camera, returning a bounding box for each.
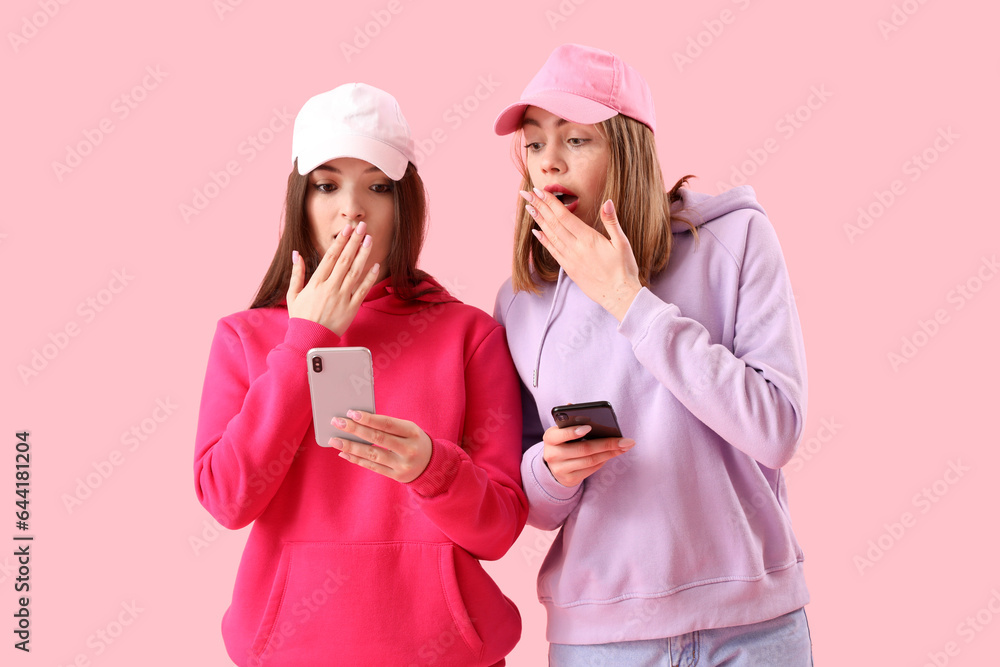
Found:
[556,413,567,422]
[311,356,323,373]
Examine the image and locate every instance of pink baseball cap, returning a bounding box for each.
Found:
[493,44,656,135]
[292,83,416,180]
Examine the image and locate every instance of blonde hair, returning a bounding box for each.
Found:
[510,114,697,293]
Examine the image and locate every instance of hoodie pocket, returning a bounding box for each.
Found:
[248,541,484,666]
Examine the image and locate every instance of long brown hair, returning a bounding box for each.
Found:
[510,113,698,293]
[250,160,440,308]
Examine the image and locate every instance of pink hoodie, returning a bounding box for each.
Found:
[495,186,810,644]
[195,279,526,666]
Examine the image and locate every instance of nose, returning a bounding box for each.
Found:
[539,146,564,174]
[339,191,366,221]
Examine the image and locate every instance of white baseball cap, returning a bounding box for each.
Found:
[292,83,416,180]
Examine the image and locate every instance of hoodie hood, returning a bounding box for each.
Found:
[362,275,459,315]
[670,185,766,233]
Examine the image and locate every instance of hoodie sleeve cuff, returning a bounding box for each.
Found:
[283,317,342,354]
[617,287,678,346]
[523,441,582,502]
[407,438,461,498]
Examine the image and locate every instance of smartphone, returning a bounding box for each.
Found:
[307,347,375,446]
[550,401,623,439]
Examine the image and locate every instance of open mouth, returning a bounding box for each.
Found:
[544,185,579,212]
[552,192,579,208]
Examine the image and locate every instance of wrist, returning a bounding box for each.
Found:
[606,280,642,322]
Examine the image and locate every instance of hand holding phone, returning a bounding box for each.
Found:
[542,401,632,488]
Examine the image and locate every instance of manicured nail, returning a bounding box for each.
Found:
[370,263,380,274]
[356,221,367,237]
[575,425,592,436]
[603,199,615,216]
[338,452,349,460]
[346,409,362,420]
[332,417,346,428]
[533,187,545,200]
[340,224,353,237]
[362,235,372,248]
[525,204,538,218]
[292,250,299,264]
[329,438,343,449]
[531,229,542,242]
[620,439,636,450]
[519,189,533,203]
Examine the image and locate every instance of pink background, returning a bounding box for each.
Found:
[3,0,999,665]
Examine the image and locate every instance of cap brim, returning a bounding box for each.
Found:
[295,135,409,180]
[493,91,619,135]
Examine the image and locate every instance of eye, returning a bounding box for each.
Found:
[314,182,336,193]
[524,141,542,152]
[370,182,394,194]
[568,137,588,147]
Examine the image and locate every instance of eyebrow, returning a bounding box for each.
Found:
[521,117,569,129]
[312,165,384,174]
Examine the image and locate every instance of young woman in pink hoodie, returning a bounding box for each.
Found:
[195,83,526,666]
[493,45,814,665]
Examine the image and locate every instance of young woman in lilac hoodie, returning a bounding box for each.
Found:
[493,44,814,665]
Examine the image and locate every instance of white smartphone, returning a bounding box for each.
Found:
[306,347,375,446]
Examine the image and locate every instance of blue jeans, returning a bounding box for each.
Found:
[548,607,814,666]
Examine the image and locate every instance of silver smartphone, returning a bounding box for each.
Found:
[307,347,375,446]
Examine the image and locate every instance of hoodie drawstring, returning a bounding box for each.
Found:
[532,267,566,387]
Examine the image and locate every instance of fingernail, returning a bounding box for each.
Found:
[533,187,545,200]
[370,263,380,274]
[332,417,346,428]
[531,228,541,241]
[603,199,615,216]
[340,224,352,237]
[346,409,361,420]
[574,425,592,436]
[620,439,636,450]
[362,235,372,248]
[519,189,533,202]
[356,221,367,237]
[329,438,342,449]
[292,250,299,264]
[525,204,538,218]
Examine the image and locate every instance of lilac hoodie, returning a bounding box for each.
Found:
[494,186,809,644]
